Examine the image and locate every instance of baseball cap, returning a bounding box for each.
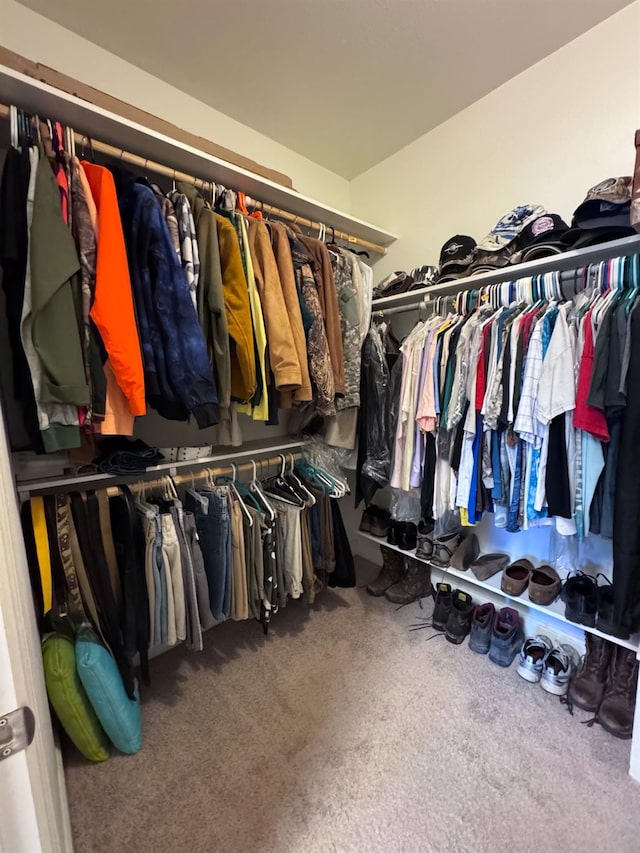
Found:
[561,224,636,252]
[516,214,570,262]
[572,177,632,229]
[476,204,547,253]
[439,235,477,274]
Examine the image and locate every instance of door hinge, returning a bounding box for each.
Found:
[0,706,35,761]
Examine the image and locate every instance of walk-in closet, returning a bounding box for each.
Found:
[1,1,640,851]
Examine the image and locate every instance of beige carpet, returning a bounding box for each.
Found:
[64,559,640,853]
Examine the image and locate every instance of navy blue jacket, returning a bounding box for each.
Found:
[113,170,219,427]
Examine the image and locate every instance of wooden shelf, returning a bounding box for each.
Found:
[0,65,397,250]
[14,438,307,497]
[372,234,640,310]
[358,531,640,652]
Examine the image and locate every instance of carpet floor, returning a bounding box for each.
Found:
[64,558,640,853]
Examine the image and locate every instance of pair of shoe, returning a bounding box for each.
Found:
[568,634,639,739]
[416,528,466,567]
[432,583,474,644]
[501,559,561,605]
[387,521,417,550]
[367,547,432,605]
[561,573,630,639]
[469,603,524,666]
[517,636,579,695]
[358,505,391,538]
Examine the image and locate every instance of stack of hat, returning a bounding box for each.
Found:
[511,213,570,264]
[436,235,477,283]
[409,265,439,289]
[470,204,547,273]
[561,177,635,250]
[372,271,415,299]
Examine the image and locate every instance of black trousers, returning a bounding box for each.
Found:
[613,306,640,632]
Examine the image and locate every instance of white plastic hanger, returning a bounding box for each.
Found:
[227,463,253,527]
[249,460,276,522]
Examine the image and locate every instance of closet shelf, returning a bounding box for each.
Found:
[358,531,640,653]
[14,438,307,498]
[372,234,640,311]
[0,65,397,252]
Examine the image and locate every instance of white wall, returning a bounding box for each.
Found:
[350,2,640,280]
[0,0,351,211]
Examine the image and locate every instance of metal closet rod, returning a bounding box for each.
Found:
[0,103,386,256]
[104,452,303,498]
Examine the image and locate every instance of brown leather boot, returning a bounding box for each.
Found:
[366,547,405,597]
[597,646,639,740]
[567,634,614,712]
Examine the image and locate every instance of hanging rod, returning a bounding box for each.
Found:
[0,103,386,256]
[104,452,304,498]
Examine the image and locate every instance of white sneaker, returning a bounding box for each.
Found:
[517,635,553,683]
[540,644,580,696]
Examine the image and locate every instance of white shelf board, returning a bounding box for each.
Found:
[15,438,307,496]
[372,234,640,310]
[0,65,397,248]
[359,531,640,652]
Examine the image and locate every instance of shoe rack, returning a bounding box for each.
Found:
[358,531,640,653]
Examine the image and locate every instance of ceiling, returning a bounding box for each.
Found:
[17,0,633,179]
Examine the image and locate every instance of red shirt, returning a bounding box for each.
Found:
[574,310,610,441]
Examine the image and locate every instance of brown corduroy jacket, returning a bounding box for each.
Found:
[247,218,302,392]
[268,222,313,405]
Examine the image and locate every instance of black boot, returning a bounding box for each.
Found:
[367,547,405,597]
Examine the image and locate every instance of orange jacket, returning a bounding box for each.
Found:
[82,163,146,417]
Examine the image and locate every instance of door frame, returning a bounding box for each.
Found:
[0,409,72,853]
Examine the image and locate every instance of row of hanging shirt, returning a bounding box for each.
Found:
[21,456,354,698]
[0,111,373,457]
[383,255,640,540]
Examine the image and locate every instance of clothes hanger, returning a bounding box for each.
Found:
[218,463,254,527]
[286,453,316,506]
[249,460,276,521]
[263,455,304,506]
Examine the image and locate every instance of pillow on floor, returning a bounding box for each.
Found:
[42,633,110,763]
[75,625,142,754]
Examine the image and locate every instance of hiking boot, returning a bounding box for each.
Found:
[431,583,452,631]
[445,591,474,644]
[567,634,614,712]
[597,646,639,739]
[369,507,391,538]
[561,572,598,627]
[517,635,553,683]
[540,644,580,696]
[367,547,405,597]
[488,607,523,667]
[468,602,495,654]
[385,556,431,605]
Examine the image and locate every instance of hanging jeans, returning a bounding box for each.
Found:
[506,438,523,533]
[230,499,249,621]
[185,488,232,620]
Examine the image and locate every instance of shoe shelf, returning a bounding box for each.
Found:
[358,531,640,653]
